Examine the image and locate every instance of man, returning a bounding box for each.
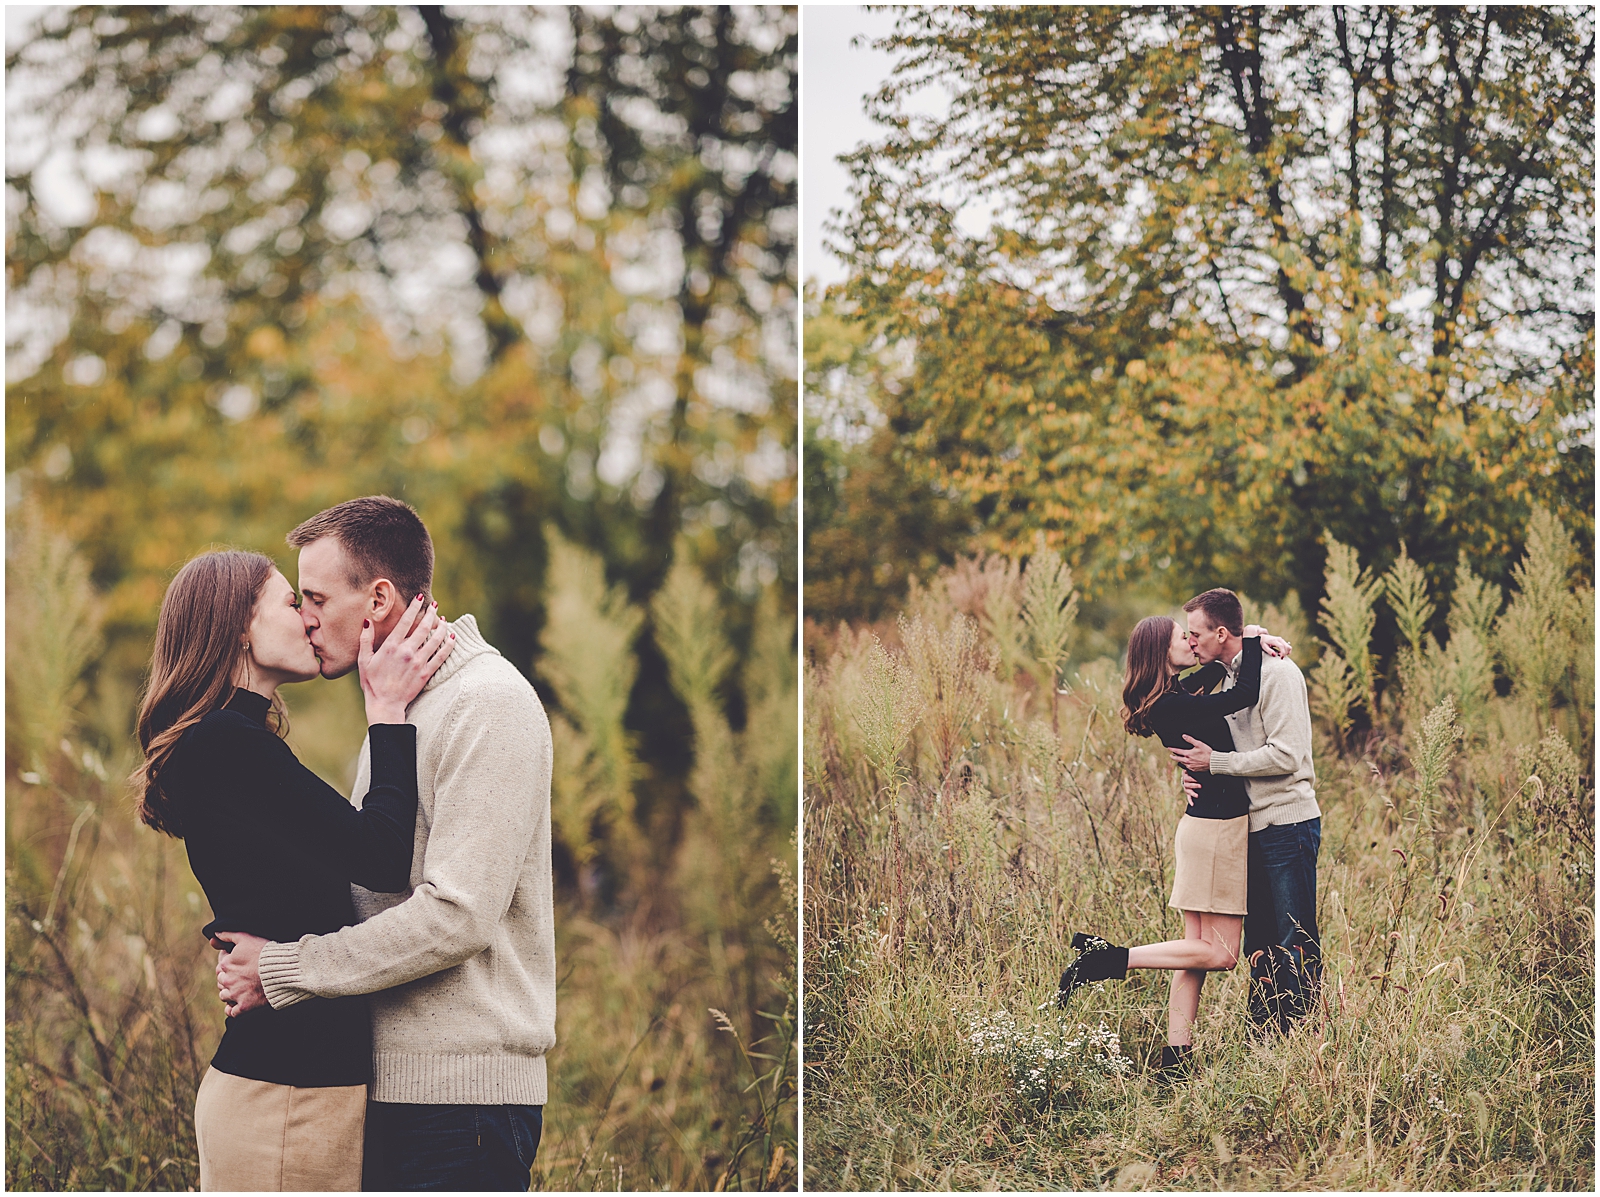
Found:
[215,496,555,1191]
[1168,588,1321,1036]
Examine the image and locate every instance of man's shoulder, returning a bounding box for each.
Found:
[439,653,550,722]
[1260,653,1307,685]
[1255,654,1311,722]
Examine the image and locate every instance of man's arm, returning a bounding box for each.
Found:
[237,676,551,1009]
[1209,662,1310,778]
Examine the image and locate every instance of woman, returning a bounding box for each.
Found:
[1056,615,1286,1078]
[133,550,453,1190]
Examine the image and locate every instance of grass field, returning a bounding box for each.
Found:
[803,539,1593,1190]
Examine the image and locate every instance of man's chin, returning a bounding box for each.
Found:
[319,660,357,681]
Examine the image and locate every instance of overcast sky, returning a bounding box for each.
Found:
[800,5,902,292]
[11,3,895,292]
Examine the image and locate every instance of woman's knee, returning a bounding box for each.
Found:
[1200,918,1243,970]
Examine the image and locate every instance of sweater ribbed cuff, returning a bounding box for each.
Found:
[1210,750,1238,775]
[259,938,314,1010]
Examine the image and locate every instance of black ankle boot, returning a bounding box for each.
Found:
[1057,934,1129,1007]
[1156,1043,1194,1080]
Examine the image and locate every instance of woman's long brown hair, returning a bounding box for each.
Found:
[1121,615,1180,738]
[133,550,285,837]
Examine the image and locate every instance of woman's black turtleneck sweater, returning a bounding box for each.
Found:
[164,688,417,1088]
[1145,637,1263,820]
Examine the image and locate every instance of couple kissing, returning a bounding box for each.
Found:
[1058,588,1323,1079]
[134,496,554,1191]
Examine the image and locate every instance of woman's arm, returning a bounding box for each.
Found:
[230,723,419,893]
[1167,636,1263,717]
[1179,662,1226,694]
[237,595,446,892]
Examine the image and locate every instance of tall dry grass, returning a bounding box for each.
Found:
[6,509,796,1191]
[803,518,1593,1190]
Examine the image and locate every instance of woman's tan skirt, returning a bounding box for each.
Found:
[194,1066,366,1191]
[1168,814,1249,915]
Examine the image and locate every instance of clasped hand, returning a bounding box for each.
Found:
[212,931,269,1017]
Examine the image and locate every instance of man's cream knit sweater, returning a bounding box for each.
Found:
[1210,649,1322,833]
[257,615,556,1105]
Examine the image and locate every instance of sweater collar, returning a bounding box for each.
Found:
[226,687,272,725]
[422,613,500,693]
[1222,649,1244,678]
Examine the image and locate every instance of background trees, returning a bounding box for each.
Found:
[8,1,796,887]
[7,6,796,1188]
[812,5,1592,649]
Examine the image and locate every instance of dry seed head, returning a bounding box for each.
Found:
[1021,534,1079,686]
[1496,507,1581,712]
[1448,551,1501,646]
[1315,535,1380,728]
[1412,695,1462,804]
[1384,543,1436,652]
[853,635,921,786]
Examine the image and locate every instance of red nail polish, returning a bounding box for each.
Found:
[363,619,370,628]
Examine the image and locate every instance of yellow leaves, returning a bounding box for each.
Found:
[245,325,285,358]
[1124,359,1147,381]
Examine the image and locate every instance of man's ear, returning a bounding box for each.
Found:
[369,578,401,622]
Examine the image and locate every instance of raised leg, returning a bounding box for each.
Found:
[1126,911,1242,972]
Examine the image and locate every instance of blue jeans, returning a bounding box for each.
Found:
[1244,817,1321,1035]
[363,1101,542,1191]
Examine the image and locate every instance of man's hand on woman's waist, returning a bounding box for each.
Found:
[213,931,270,1016]
[1168,734,1213,772]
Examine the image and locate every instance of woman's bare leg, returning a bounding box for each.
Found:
[1144,913,1242,1045]
[1126,911,1242,972]
[1168,970,1205,1046]
[1167,912,1205,1047]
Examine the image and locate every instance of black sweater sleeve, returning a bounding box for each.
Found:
[201,717,420,894]
[1161,638,1263,718]
[1179,661,1227,694]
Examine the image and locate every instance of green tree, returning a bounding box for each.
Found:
[822,5,1593,622]
[801,288,972,626]
[6,4,796,832]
